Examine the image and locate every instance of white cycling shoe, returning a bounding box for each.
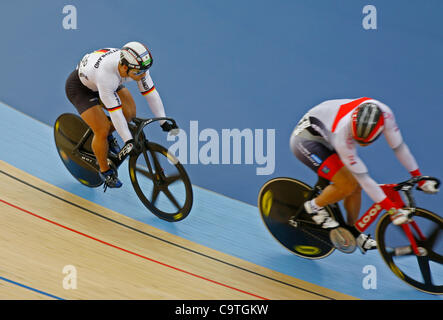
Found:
[357,233,377,254]
[304,200,339,229]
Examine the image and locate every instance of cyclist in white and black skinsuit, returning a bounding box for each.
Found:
[65,42,177,189]
[290,97,439,253]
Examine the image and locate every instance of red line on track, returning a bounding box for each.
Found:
[0,199,268,300]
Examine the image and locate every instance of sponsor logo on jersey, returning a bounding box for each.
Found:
[321,165,330,175]
[80,54,90,67]
[139,76,151,91]
[298,143,320,167]
[94,49,118,68]
[310,154,322,165]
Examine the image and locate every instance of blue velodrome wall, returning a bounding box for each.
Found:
[0,0,442,224]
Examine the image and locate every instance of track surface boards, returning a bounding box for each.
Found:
[0,161,354,300]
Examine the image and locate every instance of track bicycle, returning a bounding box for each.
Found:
[258,176,442,294]
[54,113,193,222]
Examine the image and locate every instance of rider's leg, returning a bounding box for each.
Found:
[314,165,360,208]
[290,131,376,248]
[81,106,122,188]
[315,169,375,251]
[65,69,121,188]
[290,135,343,228]
[117,87,137,122]
[343,184,362,226]
[315,166,362,226]
[80,105,111,173]
[306,166,359,228]
[315,167,376,252]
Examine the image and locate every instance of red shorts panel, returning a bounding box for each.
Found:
[317,153,344,181]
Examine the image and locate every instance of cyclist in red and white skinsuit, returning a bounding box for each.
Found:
[290,97,439,253]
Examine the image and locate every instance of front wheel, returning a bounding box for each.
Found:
[128,142,193,222]
[376,208,443,294]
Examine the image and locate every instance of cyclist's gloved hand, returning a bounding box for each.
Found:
[161,121,179,136]
[118,139,137,160]
[418,180,439,194]
[409,169,439,194]
[388,208,411,225]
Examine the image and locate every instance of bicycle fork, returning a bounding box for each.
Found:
[401,221,427,256]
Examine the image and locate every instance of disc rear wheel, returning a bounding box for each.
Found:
[258,177,335,259]
[54,113,103,187]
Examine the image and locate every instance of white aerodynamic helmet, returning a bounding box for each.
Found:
[119,41,153,71]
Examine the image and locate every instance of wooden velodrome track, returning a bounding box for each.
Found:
[0,160,355,300]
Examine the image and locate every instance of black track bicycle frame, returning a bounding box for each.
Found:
[71,117,178,173]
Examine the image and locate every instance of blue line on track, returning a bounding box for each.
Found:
[0,276,64,300]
